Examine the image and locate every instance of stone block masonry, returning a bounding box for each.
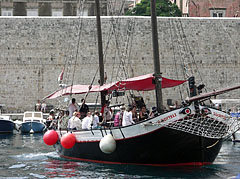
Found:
[0,17,239,112]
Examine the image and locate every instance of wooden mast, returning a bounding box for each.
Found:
[150,0,163,113]
[95,0,106,106]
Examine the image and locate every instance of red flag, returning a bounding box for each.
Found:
[58,68,64,82]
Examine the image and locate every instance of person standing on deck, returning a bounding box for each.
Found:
[91,111,100,129]
[82,112,92,130]
[101,101,112,125]
[58,110,70,130]
[79,98,89,119]
[122,106,135,126]
[68,98,78,117]
[68,112,82,130]
[114,106,125,127]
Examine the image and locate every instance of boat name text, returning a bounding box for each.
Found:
[157,113,177,123]
[213,112,227,119]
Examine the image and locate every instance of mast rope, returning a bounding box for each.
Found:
[55,0,86,110]
[169,19,184,101]
[81,0,130,105]
[177,19,205,91]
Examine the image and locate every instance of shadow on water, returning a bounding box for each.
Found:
[0,133,14,139]
[45,155,227,179]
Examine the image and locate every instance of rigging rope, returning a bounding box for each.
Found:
[55,0,86,110]
[78,0,132,106]
[70,0,86,93]
[169,19,184,101]
[177,19,206,91]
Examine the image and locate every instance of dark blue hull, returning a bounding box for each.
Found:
[0,120,14,133]
[55,127,223,166]
[21,122,46,133]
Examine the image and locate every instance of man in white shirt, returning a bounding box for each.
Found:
[122,106,135,126]
[82,112,92,130]
[91,111,100,129]
[68,98,78,117]
[68,112,82,130]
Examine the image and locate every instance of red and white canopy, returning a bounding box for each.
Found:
[45,73,186,99]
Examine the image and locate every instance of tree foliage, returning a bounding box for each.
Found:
[125,0,182,17]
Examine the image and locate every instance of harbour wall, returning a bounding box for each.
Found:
[0,17,240,112]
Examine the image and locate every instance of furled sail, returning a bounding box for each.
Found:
[45,73,186,99]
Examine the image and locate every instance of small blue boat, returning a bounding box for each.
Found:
[21,112,46,133]
[0,115,14,133]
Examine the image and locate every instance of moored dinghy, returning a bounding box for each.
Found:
[0,115,14,133]
[21,111,46,133]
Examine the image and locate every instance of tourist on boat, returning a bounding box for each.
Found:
[46,109,55,129]
[68,98,78,117]
[132,106,138,122]
[101,101,112,125]
[91,111,100,129]
[122,105,135,126]
[139,105,149,121]
[47,109,55,121]
[58,110,70,130]
[82,112,92,130]
[149,106,158,118]
[68,111,82,130]
[79,98,89,119]
[114,106,125,127]
[48,109,58,129]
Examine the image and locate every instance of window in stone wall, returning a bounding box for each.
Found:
[27,9,38,16]
[210,8,226,17]
[52,9,63,16]
[1,8,13,16]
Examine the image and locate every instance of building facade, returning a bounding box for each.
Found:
[171,0,240,17]
[0,0,109,16]
[170,0,189,16]
[0,0,138,16]
[189,0,240,17]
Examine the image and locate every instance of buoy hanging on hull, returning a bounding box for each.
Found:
[43,130,59,145]
[99,134,116,154]
[60,133,76,149]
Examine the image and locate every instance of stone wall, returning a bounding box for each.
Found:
[0,17,239,112]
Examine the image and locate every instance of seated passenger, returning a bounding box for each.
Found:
[122,106,135,127]
[132,106,138,122]
[58,110,70,130]
[68,112,82,130]
[149,106,158,118]
[139,106,149,121]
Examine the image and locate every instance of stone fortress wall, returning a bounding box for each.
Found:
[0,17,239,112]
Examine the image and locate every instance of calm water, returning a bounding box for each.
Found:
[0,132,240,179]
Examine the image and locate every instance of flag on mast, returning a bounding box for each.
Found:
[58,68,64,82]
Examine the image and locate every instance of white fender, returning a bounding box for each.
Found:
[99,134,116,154]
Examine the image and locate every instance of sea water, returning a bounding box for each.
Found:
[0,132,240,179]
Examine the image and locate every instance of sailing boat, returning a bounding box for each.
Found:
[43,0,240,166]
